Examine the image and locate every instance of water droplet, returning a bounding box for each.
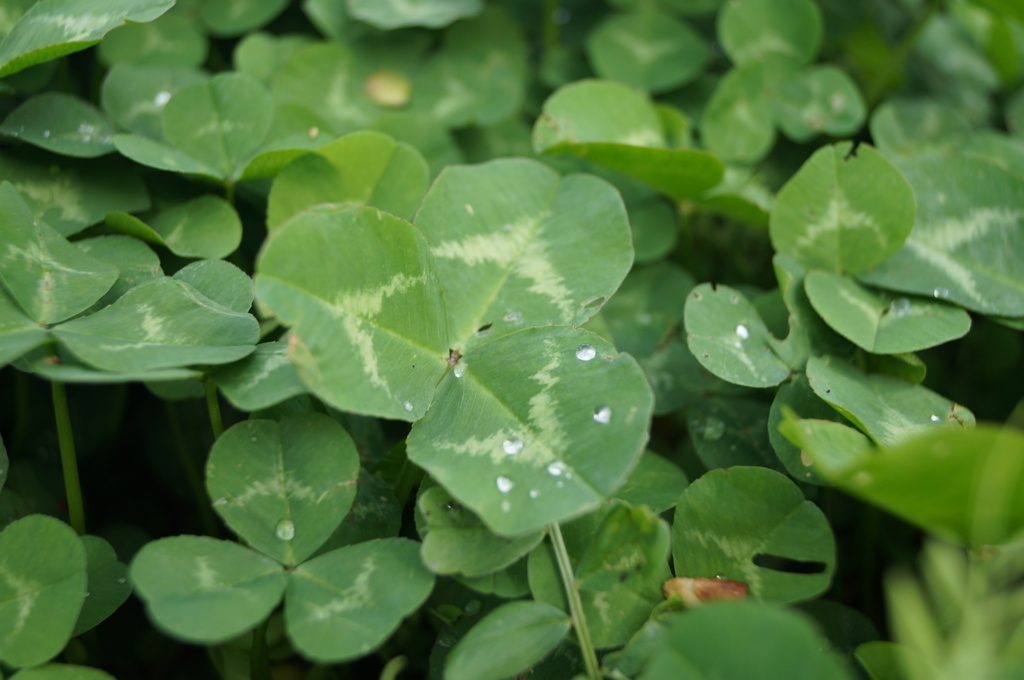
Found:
[154,91,172,106]
[735,324,749,340]
[576,344,597,361]
[275,519,296,541]
[84,591,91,598]
[593,405,612,424]
[496,476,514,493]
[454,362,467,378]
[502,437,523,455]
[930,414,941,422]
[42,130,51,138]
[701,417,725,441]
[250,436,258,443]
[504,312,521,322]
[117,577,127,584]
[403,401,414,412]
[889,298,912,317]
[464,600,481,615]
[547,461,566,476]
[78,123,95,136]
[529,489,539,499]
[932,287,950,299]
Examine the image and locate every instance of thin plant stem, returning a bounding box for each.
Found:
[542,0,560,58]
[863,0,943,108]
[205,378,224,440]
[165,401,219,537]
[549,523,600,679]
[250,617,272,680]
[51,381,86,534]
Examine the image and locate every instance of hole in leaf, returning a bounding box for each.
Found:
[844,141,861,160]
[581,296,605,310]
[476,322,493,335]
[752,554,827,574]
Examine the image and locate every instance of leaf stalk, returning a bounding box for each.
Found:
[51,380,86,534]
[550,522,601,679]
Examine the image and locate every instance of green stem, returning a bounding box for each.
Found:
[51,381,86,534]
[250,617,272,680]
[165,401,219,537]
[542,0,560,56]
[549,523,600,679]
[863,0,943,108]
[205,379,224,440]
[224,181,235,207]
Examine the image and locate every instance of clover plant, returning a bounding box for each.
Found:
[1,1,1023,679]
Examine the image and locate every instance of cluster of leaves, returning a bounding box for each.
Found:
[0,0,1023,679]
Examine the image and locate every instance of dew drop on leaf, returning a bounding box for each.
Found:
[454,362,467,378]
[403,401,414,412]
[547,461,566,476]
[496,476,514,493]
[930,414,941,422]
[736,324,749,340]
[889,298,912,317]
[154,91,171,106]
[464,599,482,615]
[932,287,950,299]
[576,344,597,361]
[593,405,612,424]
[502,437,523,455]
[275,518,296,541]
[529,489,539,498]
[701,417,725,441]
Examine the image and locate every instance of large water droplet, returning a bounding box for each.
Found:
[889,297,912,317]
[701,417,725,441]
[735,324,749,340]
[593,406,612,424]
[454,362,467,378]
[275,519,296,541]
[547,461,566,476]
[496,476,514,493]
[932,287,950,299]
[576,344,597,361]
[930,414,941,422]
[503,437,523,455]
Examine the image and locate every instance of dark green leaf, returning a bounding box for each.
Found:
[444,600,571,680]
[612,450,689,513]
[285,538,435,662]
[206,414,360,567]
[672,466,835,602]
[99,11,207,68]
[0,288,49,368]
[199,0,290,37]
[172,260,252,314]
[718,0,822,67]
[771,66,866,142]
[130,535,287,644]
[687,398,784,472]
[212,341,307,411]
[10,664,116,680]
[100,65,207,140]
[0,93,116,157]
[347,0,483,29]
[72,535,130,636]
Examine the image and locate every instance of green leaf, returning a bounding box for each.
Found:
[684,283,792,388]
[770,66,866,142]
[0,0,175,79]
[857,156,1024,317]
[415,158,632,348]
[585,11,710,93]
[74,235,163,311]
[444,600,571,680]
[804,271,971,353]
[28,361,201,384]
[267,131,429,229]
[0,515,87,669]
[130,535,287,644]
[612,450,689,514]
[107,195,242,260]
[769,142,916,274]
[0,288,49,368]
[640,601,853,680]
[804,425,1024,548]
[212,341,307,412]
[777,414,875,483]
[72,535,130,636]
[417,485,543,577]
[533,80,724,200]
[52,277,259,372]
[0,93,116,157]
[771,254,853,370]
[254,204,449,421]
[700,60,796,164]
[160,71,273,180]
[869,100,971,160]
[206,414,360,567]
[672,466,835,603]
[172,260,253,314]
[769,373,848,485]
[347,0,483,29]
[806,356,975,447]
[0,182,118,325]
[199,0,290,37]
[112,133,219,177]
[717,0,822,67]
[100,64,207,140]
[528,501,669,648]
[285,538,435,663]
[408,326,653,536]
[99,11,207,68]
[0,149,150,237]
[855,640,937,680]
[313,471,402,554]
[10,664,116,680]
[687,398,785,472]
